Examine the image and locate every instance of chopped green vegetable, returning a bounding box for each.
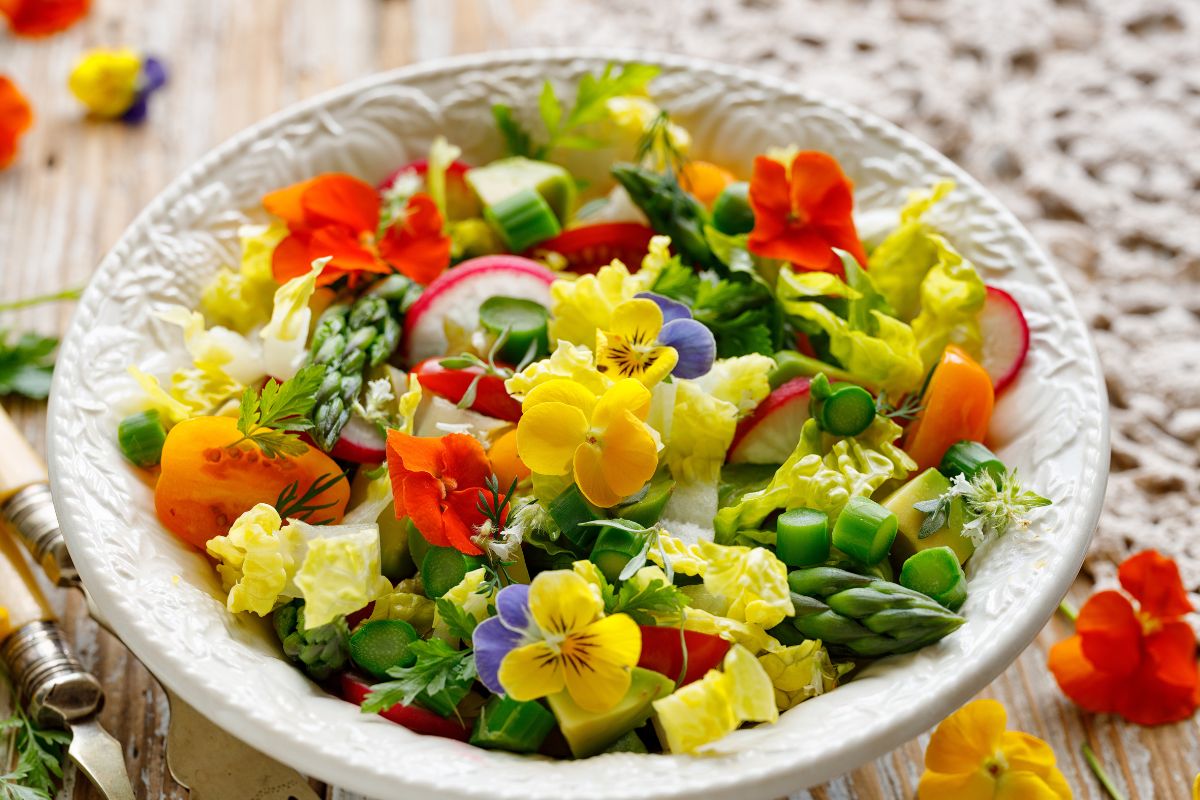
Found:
[349,619,420,678]
[117,409,167,467]
[939,440,1006,486]
[831,496,898,566]
[0,330,57,399]
[470,696,556,753]
[589,524,652,583]
[548,484,603,550]
[273,600,351,681]
[234,364,325,458]
[711,181,754,235]
[483,187,562,252]
[478,295,549,364]
[421,547,480,600]
[775,507,830,567]
[809,373,876,437]
[899,547,967,611]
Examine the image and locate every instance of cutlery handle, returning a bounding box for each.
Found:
[0,523,55,638]
[0,405,48,502]
[0,621,104,729]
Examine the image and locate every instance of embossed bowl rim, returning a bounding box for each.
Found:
[48,49,1108,799]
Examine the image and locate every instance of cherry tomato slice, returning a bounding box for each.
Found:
[413,358,522,422]
[339,673,469,741]
[637,625,731,686]
[529,223,656,274]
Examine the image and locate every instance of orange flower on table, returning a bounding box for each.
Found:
[919,699,1072,800]
[1048,550,1199,726]
[0,76,33,170]
[386,431,496,556]
[747,150,867,273]
[0,0,88,37]
[264,173,451,287]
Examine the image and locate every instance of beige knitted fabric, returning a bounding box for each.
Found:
[519,0,1200,596]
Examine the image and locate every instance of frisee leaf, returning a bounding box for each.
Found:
[0,331,58,400]
[436,599,479,643]
[234,364,325,458]
[361,639,477,716]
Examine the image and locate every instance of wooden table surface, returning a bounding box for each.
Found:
[0,1,1193,798]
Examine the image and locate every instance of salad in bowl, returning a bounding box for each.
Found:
[115,61,1052,761]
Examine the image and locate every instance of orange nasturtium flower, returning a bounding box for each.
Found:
[747,150,867,274]
[264,173,451,287]
[0,0,89,37]
[0,76,33,170]
[386,431,495,556]
[1048,550,1199,726]
[919,699,1072,800]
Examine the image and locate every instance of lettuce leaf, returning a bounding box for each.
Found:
[714,416,915,539]
[260,259,324,380]
[777,266,924,395]
[200,223,286,333]
[868,181,955,320]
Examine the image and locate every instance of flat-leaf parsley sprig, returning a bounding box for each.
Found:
[0,686,70,800]
[914,469,1051,544]
[233,364,325,458]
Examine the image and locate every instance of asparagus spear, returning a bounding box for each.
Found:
[786,566,965,658]
[611,163,723,273]
[308,276,412,450]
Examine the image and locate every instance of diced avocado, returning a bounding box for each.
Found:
[547,667,675,758]
[882,468,975,565]
[616,475,676,528]
[601,729,649,754]
[466,157,576,223]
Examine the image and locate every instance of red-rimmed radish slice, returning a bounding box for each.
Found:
[329,414,387,463]
[402,255,556,364]
[979,286,1029,393]
[378,158,478,219]
[528,223,656,274]
[728,377,812,464]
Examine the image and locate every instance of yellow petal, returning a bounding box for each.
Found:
[924,699,1007,775]
[594,378,653,426]
[517,402,588,475]
[610,298,664,344]
[917,769,996,800]
[561,615,641,712]
[599,410,659,499]
[499,641,565,701]
[522,378,598,416]
[529,570,603,637]
[995,770,1072,800]
[577,613,642,668]
[573,441,624,508]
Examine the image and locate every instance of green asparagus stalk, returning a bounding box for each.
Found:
[273,600,351,680]
[611,163,722,273]
[308,276,411,450]
[786,566,965,658]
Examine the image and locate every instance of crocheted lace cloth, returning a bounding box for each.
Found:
[519,0,1200,597]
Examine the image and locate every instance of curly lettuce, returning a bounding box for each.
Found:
[714,416,915,539]
[868,181,954,320]
[260,259,324,380]
[777,265,924,395]
[200,223,286,333]
[431,567,495,643]
[505,340,612,400]
[757,641,847,711]
[693,354,774,417]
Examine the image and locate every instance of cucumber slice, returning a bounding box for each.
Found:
[421,547,480,599]
[589,526,651,583]
[349,619,419,678]
[479,295,549,364]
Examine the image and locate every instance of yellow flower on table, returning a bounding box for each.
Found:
[516,377,659,508]
[595,298,678,386]
[919,699,1072,800]
[68,48,142,117]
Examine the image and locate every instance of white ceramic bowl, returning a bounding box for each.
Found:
[47,50,1108,800]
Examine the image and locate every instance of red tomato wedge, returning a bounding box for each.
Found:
[637,625,731,686]
[412,358,523,422]
[339,673,470,741]
[529,223,656,274]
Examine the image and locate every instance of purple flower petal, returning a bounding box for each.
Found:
[660,318,716,379]
[119,94,149,124]
[472,616,524,694]
[635,292,692,324]
[495,582,532,632]
[140,57,168,91]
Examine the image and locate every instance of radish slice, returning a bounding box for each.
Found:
[728,378,812,464]
[979,286,1030,394]
[329,414,387,463]
[402,256,556,364]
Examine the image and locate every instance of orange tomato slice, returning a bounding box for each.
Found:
[903,345,995,471]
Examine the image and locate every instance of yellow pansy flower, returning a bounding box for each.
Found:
[516,377,659,508]
[595,298,679,386]
[68,49,142,118]
[485,570,642,713]
[919,699,1072,800]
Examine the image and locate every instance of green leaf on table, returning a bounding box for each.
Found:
[0,331,58,399]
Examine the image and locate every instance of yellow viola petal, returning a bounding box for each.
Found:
[522,378,597,415]
[499,641,565,701]
[517,402,589,476]
[995,770,1071,800]
[577,613,642,668]
[639,345,679,386]
[610,298,664,343]
[562,648,635,713]
[594,378,653,426]
[924,699,1008,775]
[529,570,603,637]
[1194,774,1200,800]
[599,410,659,499]
[573,441,623,508]
[999,730,1059,775]
[917,769,996,800]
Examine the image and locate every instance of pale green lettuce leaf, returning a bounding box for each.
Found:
[714,416,915,539]
[260,258,325,380]
[868,181,955,320]
[200,223,286,333]
[910,235,986,369]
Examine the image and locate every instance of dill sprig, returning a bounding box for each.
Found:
[875,390,924,422]
[274,471,346,524]
[635,110,690,181]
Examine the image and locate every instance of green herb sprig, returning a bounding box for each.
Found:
[0,688,70,800]
[0,332,57,400]
[233,364,325,458]
[274,471,346,523]
[492,62,660,159]
[913,469,1051,543]
[875,390,924,422]
[361,639,477,719]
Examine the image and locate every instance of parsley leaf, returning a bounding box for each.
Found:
[606,578,690,626]
[435,599,479,643]
[653,268,781,358]
[234,364,325,458]
[361,639,477,718]
[0,331,57,399]
[0,695,70,800]
[491,104,536,158]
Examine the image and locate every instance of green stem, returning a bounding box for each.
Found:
[1081,743,1126,800]
[0,286,83,313]
[1058,599,1078,624]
